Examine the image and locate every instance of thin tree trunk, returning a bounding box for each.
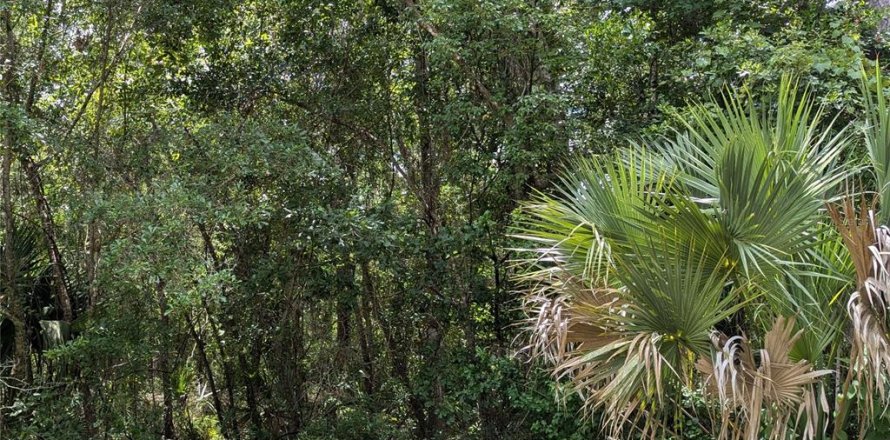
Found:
[231,226,268,435]
[203,294,240,438]
[79,375,97,437]
[186,313,229,438]
[156,279,176,440]
[1,5,30,388]
[275,266,308,434]
[21,156,73,322]
[84,5,112,311]
[239,352,263,434]
[86,221,100,307]
[335,264,354,364]
[491,251,505,348]
[2,156,28,385]
[197,223,242,438]
[412,31,445,438]
[355,296,376,396]
[3,0,74,324]
[362,262,429,438]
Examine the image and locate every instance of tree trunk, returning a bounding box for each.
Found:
[412,31,445,439]
[355,295,376,396]
[86,221,100,308]
[155,280,176,440]
[196,223,242,437]
[1,6,30,388]
[285,286,307,432]
[239,351,264,434]
[363,262,430,438]
[79,375,97,437]
[0,0,74,324]
[21,156,73,322]
[335,264,355,364]
[186,313,229,438]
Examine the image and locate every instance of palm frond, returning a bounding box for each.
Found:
[716,141,841,279]
[847,216,890,420]
[860,61,890,224]
[512,151,670,287]
[826,188,890,422]
[697,316,832,440]
[515,74,857,439]
[613,238,738,358]
[771,228,853,364]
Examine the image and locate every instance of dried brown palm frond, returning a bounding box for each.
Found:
[518,274,671,437]
[827,192,890,423]
[518,273,621,364]
[697,316,831,440]
[846,216,890,421]
[556,331,666,436]
[826,191,876,287]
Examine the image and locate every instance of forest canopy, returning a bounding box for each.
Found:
[1,0,890,439]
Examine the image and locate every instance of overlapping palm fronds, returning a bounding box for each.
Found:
[830,198,890,422]
[846,222,890,419]
[514,76,854,438]
[816,63,890,428]
[862,62,890,226]
[519,238,737,436]
[826,193,883,409]
[696,316,831,440]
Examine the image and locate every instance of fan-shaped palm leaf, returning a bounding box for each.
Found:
[515,75,852,439]
[696,316,832,440]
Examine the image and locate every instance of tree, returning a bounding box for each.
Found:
[1,0,888,438]
[514,68,890,438]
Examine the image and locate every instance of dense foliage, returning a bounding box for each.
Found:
[516,74,887,439]
[0,0,888,439]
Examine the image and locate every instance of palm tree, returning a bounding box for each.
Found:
[514,76,861,438]
[0,225,67,381]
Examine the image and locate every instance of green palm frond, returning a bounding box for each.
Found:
[652,76,847,282]
[613,238,738,359]
[861,61,890,224]
[513,149,670,286]
[554,149,670,248]
[515,74,857,439]
[0,225,47,298]
[716,141,841,278]
[774,230,852,365]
